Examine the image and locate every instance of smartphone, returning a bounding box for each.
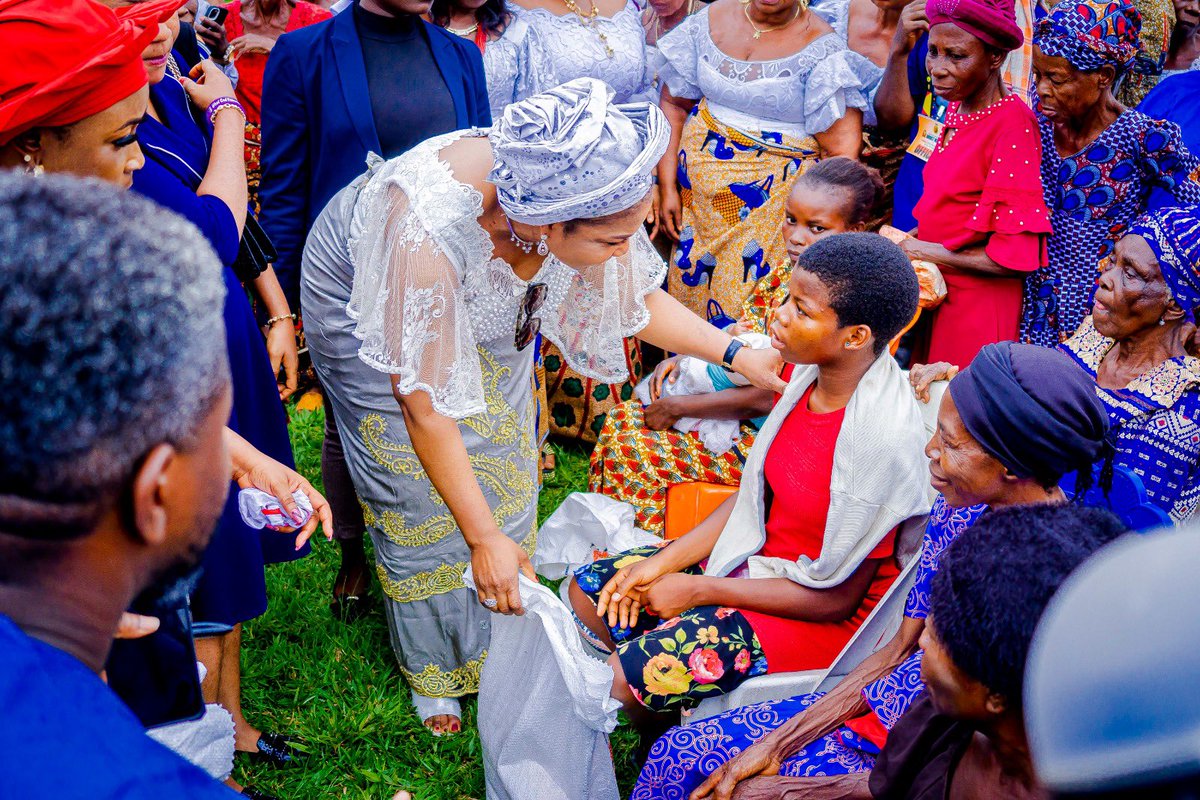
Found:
[199,1,228,25]
[105,598,206,730]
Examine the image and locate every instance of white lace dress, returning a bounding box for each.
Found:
[507,0,654,104]
[654,5,871,138]
[480,16,553,119]
[300,130,665,698]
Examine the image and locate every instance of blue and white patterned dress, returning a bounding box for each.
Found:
[1060,317,1200,522]
[630,497,987,799]
[1020,110,1200,347]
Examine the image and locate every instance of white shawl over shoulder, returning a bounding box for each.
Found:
[705,353,932,588]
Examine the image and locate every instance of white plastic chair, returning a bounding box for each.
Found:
[685,378,946,725]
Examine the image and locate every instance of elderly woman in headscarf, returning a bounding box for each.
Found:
[631,341,1109,800]
[300,77,785,736]
[1057,206,1200,522]
[894,0,1052,368]
[1019,0,1200,348]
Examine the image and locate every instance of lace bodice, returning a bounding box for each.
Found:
[345,130,666,419]
[654,6,871,136]
[809,0,883,124]
[481,16,553,119]
[507,1,653,104]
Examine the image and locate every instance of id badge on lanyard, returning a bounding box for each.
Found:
[906,92,949,163]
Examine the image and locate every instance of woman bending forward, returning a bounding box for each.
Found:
[300,78,783,734]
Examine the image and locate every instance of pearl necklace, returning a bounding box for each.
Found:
[446,21,479,36]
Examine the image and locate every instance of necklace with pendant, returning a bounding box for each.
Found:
[563,0,615,57]
[743,0,802,39]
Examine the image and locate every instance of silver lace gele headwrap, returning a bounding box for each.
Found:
[487,77,670,225]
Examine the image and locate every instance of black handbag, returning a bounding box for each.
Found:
[232,213,277,284]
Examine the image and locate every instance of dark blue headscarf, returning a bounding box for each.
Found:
[948,342,1109,482]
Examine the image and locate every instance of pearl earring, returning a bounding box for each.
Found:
[536,234,549,257]
[22,153,43,176]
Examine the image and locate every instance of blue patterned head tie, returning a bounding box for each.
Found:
[1131,207,1200,313]
[1033,0,1142,72]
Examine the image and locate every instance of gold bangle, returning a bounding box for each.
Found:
[266,313,296,328]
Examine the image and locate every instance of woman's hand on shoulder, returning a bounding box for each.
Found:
[909,361,958,403]
[180,60,237,111]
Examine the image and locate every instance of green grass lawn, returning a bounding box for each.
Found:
[234,406,646,799]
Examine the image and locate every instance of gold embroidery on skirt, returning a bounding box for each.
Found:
[374,529,538,604]
[401,653,486,698]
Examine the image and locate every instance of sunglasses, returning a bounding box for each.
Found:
[515,282,548,351]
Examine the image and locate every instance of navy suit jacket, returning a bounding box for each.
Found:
[259,5,491,306]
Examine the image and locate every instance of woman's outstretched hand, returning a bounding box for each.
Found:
[732,346,787,394]
[470,532,536,616]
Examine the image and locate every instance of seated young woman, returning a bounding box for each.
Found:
[587,158,887,535]
[568,232,931,718]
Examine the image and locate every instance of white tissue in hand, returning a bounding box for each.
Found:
[237,488,313,531]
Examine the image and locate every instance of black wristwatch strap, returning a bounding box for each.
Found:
[721,339,744,370]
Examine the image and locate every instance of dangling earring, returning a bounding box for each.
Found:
[1159,317,1166,326]
[22,153,43,177]
[536,233,549,257]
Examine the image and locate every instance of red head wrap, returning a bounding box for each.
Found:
[0,0,183,146]
[927,0,1024,52]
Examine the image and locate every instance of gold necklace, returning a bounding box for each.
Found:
[562,0,615,57]
[743,0,801,39]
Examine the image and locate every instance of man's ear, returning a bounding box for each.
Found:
[128,443,177,547]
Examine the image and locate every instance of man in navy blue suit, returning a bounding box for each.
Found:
[259,0,490,624]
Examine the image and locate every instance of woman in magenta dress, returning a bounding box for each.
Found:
[896,0,1052,367]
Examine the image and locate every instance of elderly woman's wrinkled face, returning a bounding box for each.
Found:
[1176,0,1200,33]
[918,616,998,720]
[1093,234,1175,340]
[547,194,653,269]
[23,87,148,189]
[769,267,858,365]
[1033,47,1115,125]
[926,391,1011,507]
[782,183,861,265]
[927,23,1004,103]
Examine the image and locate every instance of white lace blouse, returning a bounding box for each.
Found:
[654,6,871,138]
[345,132,666,420]
[809,0,885,124]
[481,16,553,120]
[506,1,654,104]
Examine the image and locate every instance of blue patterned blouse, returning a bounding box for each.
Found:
[1061,317,1200,522]
[1021,110,1200,347]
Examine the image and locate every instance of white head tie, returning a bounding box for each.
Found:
[488,77,669,225]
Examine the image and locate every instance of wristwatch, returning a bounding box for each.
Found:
[721,338,744,371]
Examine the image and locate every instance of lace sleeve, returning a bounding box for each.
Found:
[511,18,555,105]
[801,38,870,135]
[539,227,667,381]
[346,175,486,419]
[654,12,703,100]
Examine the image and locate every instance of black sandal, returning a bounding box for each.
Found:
[240,732,305,767]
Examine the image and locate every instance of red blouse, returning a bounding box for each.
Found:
[914,94,1051,367]
[739,385,899,674]
[223,1,331,125]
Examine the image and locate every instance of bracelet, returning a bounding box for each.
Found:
[266,313,297,328]
[206,96,246,127]
[721,338,744,370]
